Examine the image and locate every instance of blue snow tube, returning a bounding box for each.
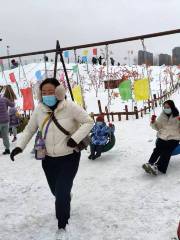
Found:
[172,144,180,156]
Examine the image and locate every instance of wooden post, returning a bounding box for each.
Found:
[134,106,138,119]
[105,106,110,122]
[90,112,95,121]
[125,105,128,120]
[118,113,121,121]
[140,108,143,118]
[153,94,157,107]
[148,99,151,112]
[111,113,114,122]
[144,106,147,114]
[98,100,102,114]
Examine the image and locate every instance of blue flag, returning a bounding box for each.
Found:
[35,70,43,81]
[82,56,87,63]
[64,51,69,58]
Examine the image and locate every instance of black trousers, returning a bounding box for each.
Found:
[148,138,179,173]
[42,151,80,229]
[90,144,103,158]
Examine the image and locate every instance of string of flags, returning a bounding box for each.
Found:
[118,78,150,101]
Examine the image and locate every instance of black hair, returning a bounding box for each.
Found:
[40,78,60,91]
[163,100,179,117]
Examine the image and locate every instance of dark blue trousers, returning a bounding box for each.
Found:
[148,138,179,173]
[42,151,80,229]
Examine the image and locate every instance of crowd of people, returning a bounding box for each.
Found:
[0,78,179,239]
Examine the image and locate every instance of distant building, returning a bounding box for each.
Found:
[159,54,171,66]
[172,47,180,65]
[138,50,153,65]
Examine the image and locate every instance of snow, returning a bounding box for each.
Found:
[0,62,180,239]
[0,87,180,239]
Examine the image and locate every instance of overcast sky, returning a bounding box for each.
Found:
[0,0,180,63]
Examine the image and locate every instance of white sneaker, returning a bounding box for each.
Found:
[150,164,158,175]
[55,228,67,240]
[142,163,158,175]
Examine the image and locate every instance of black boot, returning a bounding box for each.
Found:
[3,149,10,155]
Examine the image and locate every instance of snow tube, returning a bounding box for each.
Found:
[102,134,116,152]
[172,144,180,156]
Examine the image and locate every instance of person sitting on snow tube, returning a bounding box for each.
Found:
[142,100,180,175]
[88,115,110,160]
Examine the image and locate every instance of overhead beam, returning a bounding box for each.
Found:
[0,28,180,59]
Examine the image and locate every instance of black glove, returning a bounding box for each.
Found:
[67,138,77,148]
[10,147,22,161]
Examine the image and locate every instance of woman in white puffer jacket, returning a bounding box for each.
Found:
[10,78,93,238]
[142,100,180,175]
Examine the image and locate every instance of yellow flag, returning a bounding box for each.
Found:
[82,50,88,56]
[134,78,150,101]
[72,85,83,106]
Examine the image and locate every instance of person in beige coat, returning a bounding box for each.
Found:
[10,78,93,239]
[142,100,180,175]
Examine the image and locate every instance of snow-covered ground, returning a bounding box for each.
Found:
[0,91,179,240]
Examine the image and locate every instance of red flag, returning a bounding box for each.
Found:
[9,73,16,83]
[20,87,34,111]
[93,48,97,55]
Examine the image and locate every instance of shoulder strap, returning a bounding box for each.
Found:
[41,114,52,132]
[51,113,70,136]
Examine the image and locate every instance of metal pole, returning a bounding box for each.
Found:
[53,42,58,78]
[7,46,10,69]
[56,41,74,101]
[74,49,79,84]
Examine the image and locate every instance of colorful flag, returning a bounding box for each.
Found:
[20,87,34,110]
[64,51,69,58]
[82,56,87,63]
[82,50,88,56]
[93,48,97,55]
[118,80,132,100]
[72,85,83,106]
[35,70,43,81]
[134,78,150,101]
[9,73,16,83]
[72,64,78,73]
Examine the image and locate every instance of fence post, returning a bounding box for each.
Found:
[118,113,121,121]
[125,105,128,120]
[134,106,138,119]
[144,106,147,114]
[153,94,158,107]
[148,99,151,112]
[98,100,102,114]
[105,106,110,122]
[90,112,95,121]
[111,113,114,122]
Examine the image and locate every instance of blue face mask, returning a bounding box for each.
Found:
[163,108,172,115]
[42,95,57,107]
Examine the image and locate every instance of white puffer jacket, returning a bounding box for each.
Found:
[17,100,94,157]
[151,112,180,141]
